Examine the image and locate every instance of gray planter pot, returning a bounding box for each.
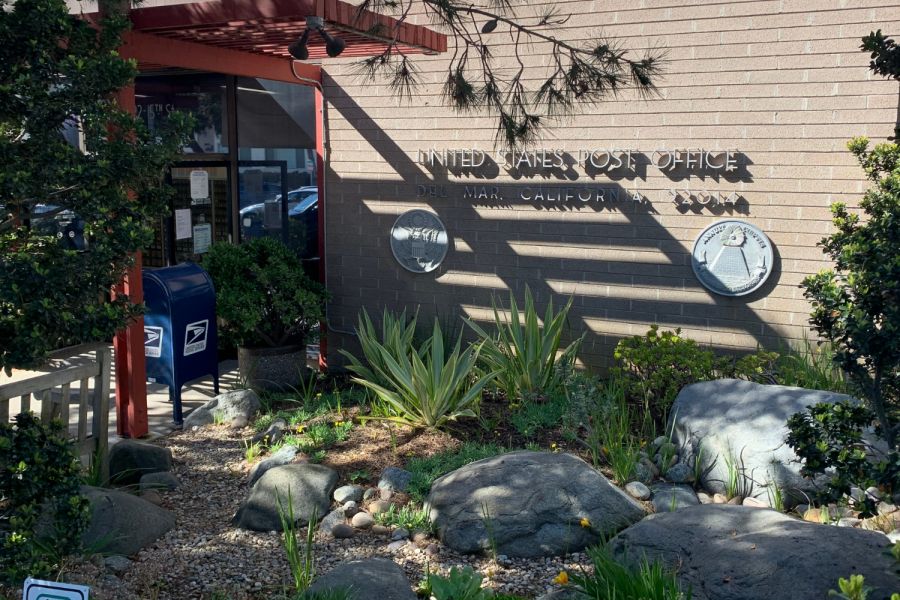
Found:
[237,344,310,392]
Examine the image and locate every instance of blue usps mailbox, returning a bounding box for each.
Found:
[143,262,219,424]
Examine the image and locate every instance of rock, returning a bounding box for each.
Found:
[425,451,645,557]
[713,494,728,504]
[536,591,588,600]
[231,464,338,532]
[795,504,810,516]
[649,484,700,512]
[625,482,651,501]
[108,440,173,485]
[334,485,364,504]
[669,380,858,509]
[387,540,407,552]
[251,424,284,447]
[81,486,175,556]
[352,512,375,529]
[609,504,899,600]
[320,509,346,537]
[138,471,180,492]
[380,489,394,501]
[363,488,378,501]
[342,501,360,517]
[728,495,744,505]
[248,445,299,487]
[837,517,861,528]
[332,524,355,539]
[304,558,417,600]
[184,389,262,429]
[369,500,391,515]
[879,501,899,515]
[371,524,391,536]
[378,467,413,492]
[104,556,132,575]
[412,530,429,543]
[392,527,410,540]
[139,490,163,506]
[665,463,694,484]
[632,463,652,484]
[742,497,769,508]
[697,492,712,504]
[888,531,900,544]
[230,415,249,430]
[425,544,440,555]
[639,458,660,478]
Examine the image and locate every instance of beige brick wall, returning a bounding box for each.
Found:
[322,0,900,372]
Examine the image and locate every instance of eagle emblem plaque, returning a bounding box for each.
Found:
[390,210,449,273]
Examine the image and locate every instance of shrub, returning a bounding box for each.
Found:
[202,237,330,348]
[340,307,422,392]
[406,442,508,502]
[786,400,900,518]
[0,413,91,585]
[350,319,500,429]
[562,369,623,468]
[429,566,494,600]
[801,137,900,450]
[465,286,584,400]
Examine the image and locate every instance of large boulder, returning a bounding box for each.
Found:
[232,464,337,531]
[248,445,300,487]
[108,440,173,485]
[609,504,897,600]
[670,379,854,508]
[305,558,416,600]
[425,451,645,557]
[81,486,176,556]
[184,389,262,429]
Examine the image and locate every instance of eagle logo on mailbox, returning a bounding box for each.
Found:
[183,320,208,356]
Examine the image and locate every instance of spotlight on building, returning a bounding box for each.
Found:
[288,29,310,60]
[318,28,346,58]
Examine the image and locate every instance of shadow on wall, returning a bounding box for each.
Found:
[322,75,791,371]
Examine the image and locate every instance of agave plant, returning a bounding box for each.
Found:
[339,307,424,391]
[349,318,500,429]
[465,286,584,400]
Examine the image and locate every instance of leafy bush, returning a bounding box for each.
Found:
[465,286,584,400]
[202,237,330,348]
[828,573,899,600]
[406,443,508,502]
[786,401,900,518]
[567,540,692,600]
[0,0,192,372]
[614,325,777,423]
[429,566,494,600]
[373,504,433,533]
[340,307,422,392]
[801,137,900,450]
[349,319,500,429]
[0,413,91,585]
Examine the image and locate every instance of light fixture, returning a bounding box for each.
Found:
[288,16,346,60]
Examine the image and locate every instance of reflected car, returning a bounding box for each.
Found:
[240,190,319,260]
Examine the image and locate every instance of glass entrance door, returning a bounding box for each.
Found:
[144,162,231,268]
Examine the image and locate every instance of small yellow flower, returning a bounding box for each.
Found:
[335,421,344,426]
[551,443,557,448]
[316,393,322,397]
[601,446,609,455]
[553,572,568,585]
[580,518,590,528]
[487,569,494,579]
[640,441,647,446]
[524,430,529,434]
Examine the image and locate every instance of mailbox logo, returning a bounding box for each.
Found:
[145,326,164,358]
[184,320,208,356]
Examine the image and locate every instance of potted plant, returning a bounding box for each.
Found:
[202,236,330,391]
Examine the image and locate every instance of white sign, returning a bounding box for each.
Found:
[193,223,212,254]
[175,209,192,240]
[184,320,208,356]
[24,578,90,600]
[190,170,209,199]
[144,326,164,358]
[306,161,315,173]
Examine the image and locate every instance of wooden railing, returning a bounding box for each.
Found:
[0,347,111,481]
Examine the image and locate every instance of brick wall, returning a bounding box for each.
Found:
[322,0,900,371]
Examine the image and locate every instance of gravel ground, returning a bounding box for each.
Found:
[118,423,594,600]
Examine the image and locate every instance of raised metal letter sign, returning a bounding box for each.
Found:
[691,219,773,296]
[390,210,449,273]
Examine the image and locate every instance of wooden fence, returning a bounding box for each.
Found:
[0,346,111,481]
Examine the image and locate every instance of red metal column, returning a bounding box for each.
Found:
[315,84,327,372]
[112,84,149,438]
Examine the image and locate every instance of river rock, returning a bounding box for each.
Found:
[138,471,180,492]
[335,485,364,504]
[108,440,173,485]
[669,379,856,508]
[305,558,416,600]
[378,467,413,492]
[425,451,645,557]
[232,464,337,531]
[649,483,700,512]
[81,486,175,556]
[665,463,694,484]
[625,481,651,501]
[609,504,898,600]
[184,389,262,429]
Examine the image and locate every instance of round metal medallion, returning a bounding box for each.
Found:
[691,219,774,297]
[390,210,449,273]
